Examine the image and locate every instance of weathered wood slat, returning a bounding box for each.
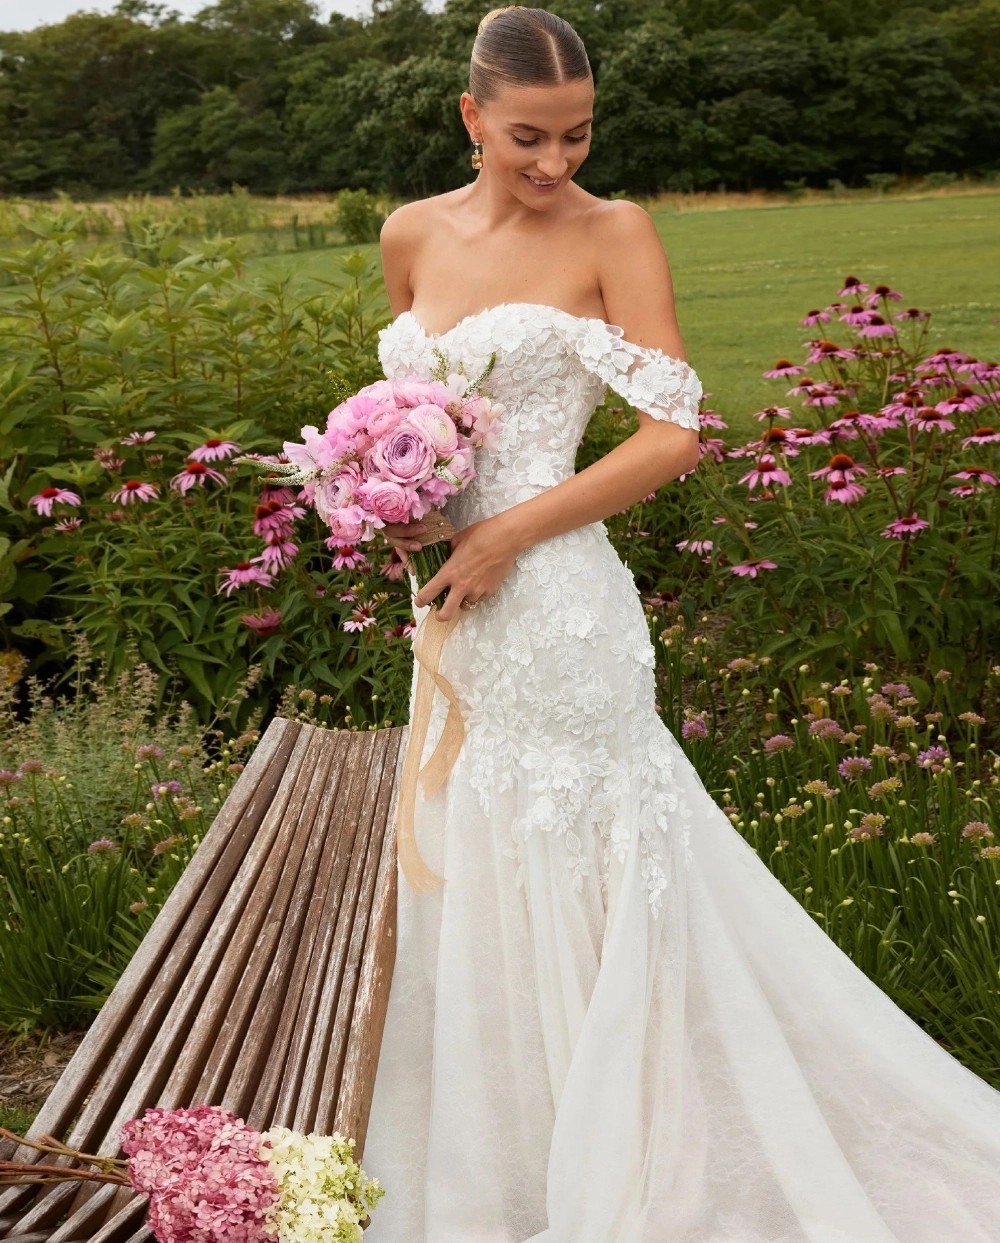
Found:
[0,719,406,1241]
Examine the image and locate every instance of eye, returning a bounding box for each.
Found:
[512,135,537,147]
[567,133,590,144]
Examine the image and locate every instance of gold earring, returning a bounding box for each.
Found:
[471,139,483,170]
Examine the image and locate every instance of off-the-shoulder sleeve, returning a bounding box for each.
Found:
[563,317,703,430]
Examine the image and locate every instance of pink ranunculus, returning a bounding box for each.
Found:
[357,478,419,524]
[366,406,403,439]
[407,404,460,455]
[442,444,477,483]
[371,422,437,484]
[325,502,373,543]
[392,378,452,409]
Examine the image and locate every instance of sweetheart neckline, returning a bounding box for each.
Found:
[396,301,611,342]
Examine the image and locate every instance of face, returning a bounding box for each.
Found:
[461,78,594,206]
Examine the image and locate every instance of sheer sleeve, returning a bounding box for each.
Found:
[563,316,703,430]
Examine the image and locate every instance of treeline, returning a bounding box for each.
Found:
[1,0,998,198]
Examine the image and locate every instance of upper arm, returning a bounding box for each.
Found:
[595,199,688,362]
[379,203,419,317]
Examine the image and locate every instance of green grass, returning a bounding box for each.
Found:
[247,191,1000,435]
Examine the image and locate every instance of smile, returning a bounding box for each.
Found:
[522,173,562,192]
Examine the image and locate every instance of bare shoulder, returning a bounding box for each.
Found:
[380,193,461,314]
[588,196,664,253]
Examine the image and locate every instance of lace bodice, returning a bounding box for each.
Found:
[377,301,702,530]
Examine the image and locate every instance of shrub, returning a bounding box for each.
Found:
[336,189,384,245]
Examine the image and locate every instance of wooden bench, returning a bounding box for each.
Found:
[0,717,405,1242]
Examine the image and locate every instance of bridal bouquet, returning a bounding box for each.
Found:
[242,350,503,602]
[0,1104,385,1241]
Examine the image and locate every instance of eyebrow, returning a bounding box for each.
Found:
[510,118,593,132]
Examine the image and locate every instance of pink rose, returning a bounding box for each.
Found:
[357,479,419,523]
[407,404,459,455]
[371,422,437,484]
[322,502,372,542]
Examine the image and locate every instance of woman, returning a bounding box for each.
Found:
[362,8,1000,1241]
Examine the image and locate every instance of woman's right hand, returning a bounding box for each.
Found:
[381,520,430,556]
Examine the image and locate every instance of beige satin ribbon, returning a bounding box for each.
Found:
[394,604,467,892]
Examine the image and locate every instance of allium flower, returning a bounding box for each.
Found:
[916,745,949,771]
[218,563,274,596]
[111,480,159,504]
[170,461,227,493]
[241,609,283,636]
[958,711,987,726]
[726,657,759,674]
[120,430,157,445]
[961,426,1000,448]
[880,683,911,698]
[681,715,709,741]
[763,734,795,754]
[135,744,165,761]
[910,832,936,847]
[882,514,929,540]
[17,759,47,775]
[808,718,845,741]
[803,778,838,798]
[730,560,777,578]
[29,487,82,516]
[151,780,183,799]
[0,770,21,786]
[851,812,887,840]
[961,821,994,841]
[152,833,186,856]
[87,837,118,854]
[838,755,873,779]
[189,438,241,462]
[868,776,902,798]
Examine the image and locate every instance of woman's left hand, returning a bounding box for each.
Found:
[413,513,525,622]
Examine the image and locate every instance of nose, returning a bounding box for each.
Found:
[534,147,569,180]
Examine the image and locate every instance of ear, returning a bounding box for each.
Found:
[459,91,483,143]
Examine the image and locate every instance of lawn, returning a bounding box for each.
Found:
[246,190,1000,433]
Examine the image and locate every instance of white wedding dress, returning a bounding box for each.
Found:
[361,302,1000,1243]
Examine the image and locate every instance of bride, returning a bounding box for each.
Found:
[361,7,1000,1241]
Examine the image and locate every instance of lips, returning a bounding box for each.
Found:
[522,173,562,193]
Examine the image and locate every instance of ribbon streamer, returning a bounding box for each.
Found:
[394,605,467,892]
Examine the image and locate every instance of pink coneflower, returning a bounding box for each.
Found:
[810,452,868,483]
[805,339,857,364]
[111,480,159,505]
[739,456,792,491]
[839,275,869,297]
[961,426,1000,448]
[882,514,929,540]
[802,383,844,408]
[876,466,906,479]
[800,309,832,327]
[54,517,83,532]
[787,376,817,397]
[763,360,805,379]
[895,307,929,322]
[824,481,867,505]
[189,438,240,462]
[949,467,1000,496]
[344,605,378,632]
[240,608,283,636]
[29,487,82,516]
[937,385,986,415]
[252,500,305,538]
[907,407,955,434]
[258,482,298,505]
[253,537,299,572]
[698,410,728,429]
[120,430,157,445]
[753,405,793,423]
[840,305,874,327]
[326,541,369,570]
[857,314,896,338]
[865,284,903,307]
[94,448,126,471]
[676,538,714,555]
[217,562,274,596]
[759,427,801,456]
[170,462,227,493]
[730,560,777,578]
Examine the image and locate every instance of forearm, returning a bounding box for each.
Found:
[496,424,699,555]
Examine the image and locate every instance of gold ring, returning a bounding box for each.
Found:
[460,598,479,610]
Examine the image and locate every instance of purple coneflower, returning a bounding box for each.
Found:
[254,537,299,572]
[800,309,832,327]
[961,426,1000,448]
[240,609,283,636]
[882,514,929,540]
[189,438,240,462]
[949,467,999,497]
[29,487,82,516]
[810,452,868,484]
[840,305,874,327]
[698,410,728,429]
[857,315,896,338]
[676,538,714,555]
[763,360,805,379]
[753,405,793,422]
[217,562,274,596]
[326,541,369,570]
[252,500,304,538]
[895,307,929,322]
[54,517,83,532]
[121,430,157,445]
[906,407,955,434]
[94,448,126,471]
[839,276,869,297]
[170,462,227,493]
[805,339,857,364]
[344,605,378,632]
[730,560,777,578]
[864,284,902,307]
[824,481,867,505]
[739,456,792,491]
[111,480,159,505]
[802,384,843,408]
[937,386,986,415]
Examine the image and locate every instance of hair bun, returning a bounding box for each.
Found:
[477,5,519,34]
